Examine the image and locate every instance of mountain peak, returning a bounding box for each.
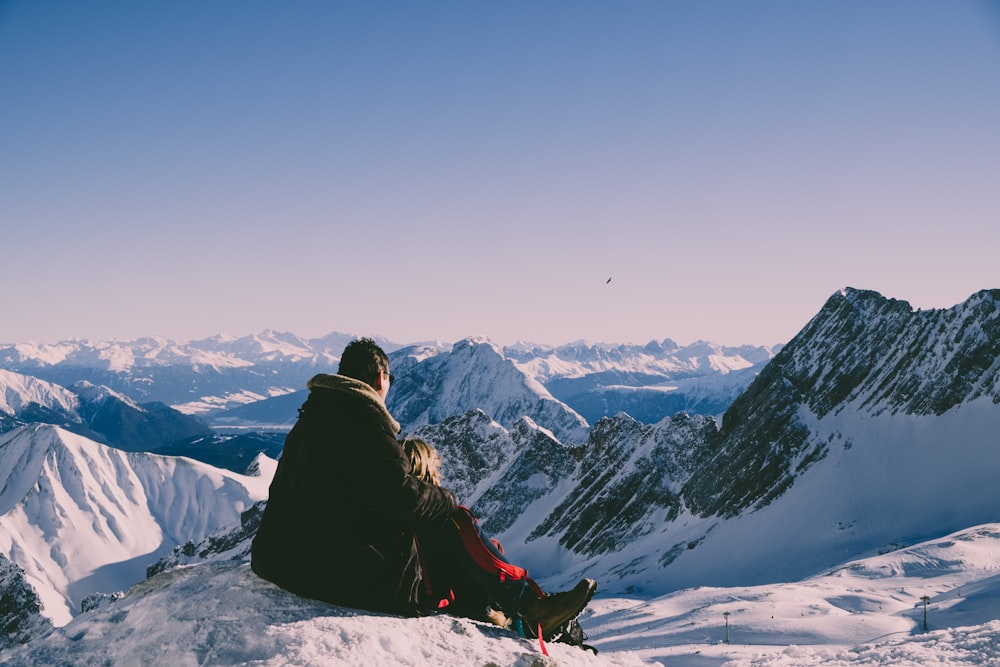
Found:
[390,338,590,444]
[69,380,142,410]
[1,369,80,411]
[790,287,1000,418]
[452,336,502,353]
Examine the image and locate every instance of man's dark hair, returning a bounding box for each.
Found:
[338,337,390,387]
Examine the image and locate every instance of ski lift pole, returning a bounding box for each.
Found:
[921,596,930,632]
[723,611,730,643]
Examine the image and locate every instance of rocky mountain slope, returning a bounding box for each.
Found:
[401,288,1000,596]
[0,554,52,648]
[684,287,1000,519]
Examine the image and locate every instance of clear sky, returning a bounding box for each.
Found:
[2,1,999,348]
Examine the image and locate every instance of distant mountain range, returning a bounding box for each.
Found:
[0,331,373,414]
[0,332,779,439]
[2,286,999,659]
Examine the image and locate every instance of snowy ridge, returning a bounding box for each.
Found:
[0,332,309,371]
[390,338,591,444]
[669,288,1000,522]
[406,409,517,506]
[466,416,581,539]
[0,331,377,417]
[0,330,398,374]
[66,380,141,410]
[0,425,270,626]
[783,288,1000,417]
[211,335,768,438]
[0,369,79,418]
[506,339,776,382]
[528,412,717,555]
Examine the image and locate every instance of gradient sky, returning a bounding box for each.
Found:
[2,1,999,348]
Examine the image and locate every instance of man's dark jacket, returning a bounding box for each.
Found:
[250,373,456,615]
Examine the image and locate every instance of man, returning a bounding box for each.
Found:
[251,338,594,638]
[251,337,450,614]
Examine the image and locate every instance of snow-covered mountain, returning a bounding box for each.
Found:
[0,369,211,450]
[0,425,272,627]
[3,286,999,665]
[409,410,583,537]
[388,337,591,444]
[396,288,1000,599]
[1,331,775,430]
[0,369,79,432]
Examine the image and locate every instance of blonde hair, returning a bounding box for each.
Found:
[402,438,441,486]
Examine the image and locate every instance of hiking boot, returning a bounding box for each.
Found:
[520,578,597,640]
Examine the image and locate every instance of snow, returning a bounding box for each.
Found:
[5,523,1000,666]
[3,414,1000,665]
[600,384,679,393]
[0,560,646,666]
[509,340,769,385]
[172,390,271,415]
[395,339,591,444]
[582,523,1000,666]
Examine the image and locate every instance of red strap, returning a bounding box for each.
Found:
[451,507,529,580]
[537,623,549,656]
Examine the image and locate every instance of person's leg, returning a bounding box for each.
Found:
[416,509,537,615]
[417,508,596,639]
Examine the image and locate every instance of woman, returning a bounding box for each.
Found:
[402,437,596,648]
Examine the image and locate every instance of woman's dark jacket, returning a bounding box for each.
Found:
[250,373,456,615]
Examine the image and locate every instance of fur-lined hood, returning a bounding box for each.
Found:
[306,373,401,433]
